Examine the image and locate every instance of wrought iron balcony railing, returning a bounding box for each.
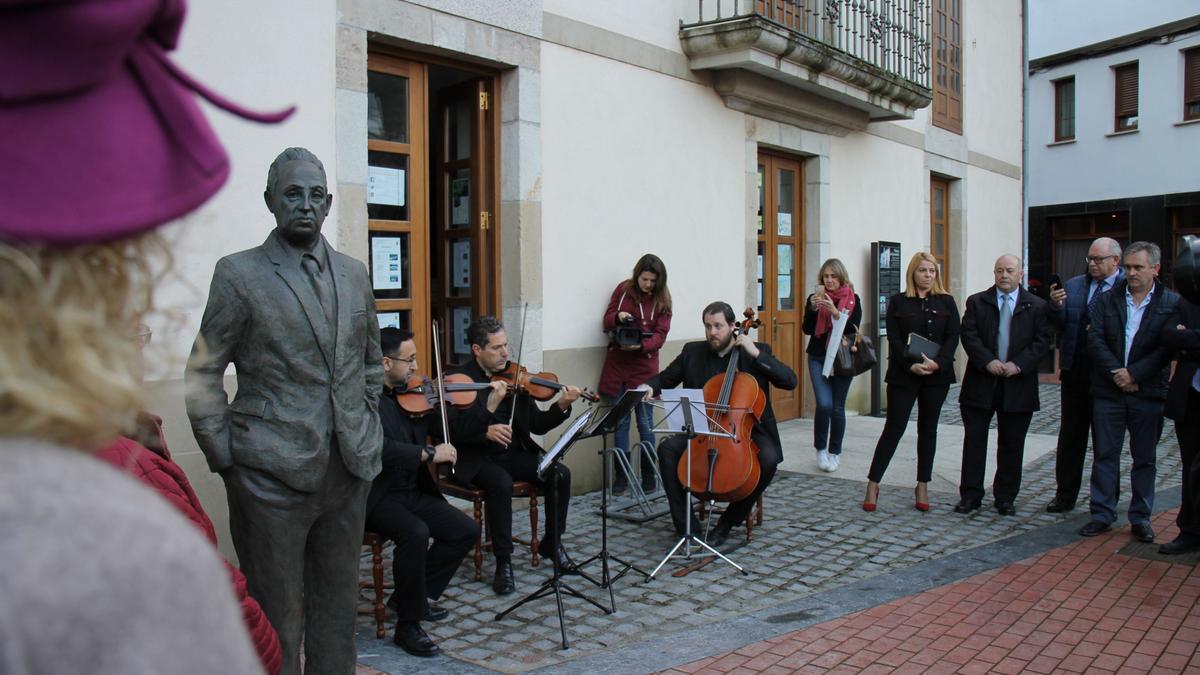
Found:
[685,0,931,91]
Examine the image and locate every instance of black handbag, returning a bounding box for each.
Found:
[834,332,877,377]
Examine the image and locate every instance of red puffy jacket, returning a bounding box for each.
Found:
[97,416,282,675]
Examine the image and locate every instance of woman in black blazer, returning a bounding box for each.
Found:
[864,252,960,512]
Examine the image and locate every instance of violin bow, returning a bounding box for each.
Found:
[505,302,529,428]
[431,320,454,475]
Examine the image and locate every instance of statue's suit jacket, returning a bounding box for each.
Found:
[186,230,384,492]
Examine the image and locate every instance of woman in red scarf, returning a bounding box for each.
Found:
[802,259,862,473]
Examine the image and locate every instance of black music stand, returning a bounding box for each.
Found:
[494,408,610,649]
[646,395,749,579]
[572,389,653,610]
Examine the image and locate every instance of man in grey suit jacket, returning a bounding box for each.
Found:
[186,147,383,675]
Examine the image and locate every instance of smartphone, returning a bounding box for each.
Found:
[1049,274,1062,290]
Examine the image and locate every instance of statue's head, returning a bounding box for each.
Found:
[264,147,331,248]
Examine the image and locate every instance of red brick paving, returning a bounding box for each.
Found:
[660,509,1200,674]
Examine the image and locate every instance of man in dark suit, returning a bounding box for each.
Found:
[368,328,478,657]
[1159,295,1200,554]
[446,316,583,595]
[185,148,383,674]
[955,255,1054,516]
[1080,241,1180,542]
[1045,237,1123,513]
[638,301,798,548]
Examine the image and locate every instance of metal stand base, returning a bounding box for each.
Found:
[647,492,748,580]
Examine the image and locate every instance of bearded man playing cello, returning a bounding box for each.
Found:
[637,301,797,548]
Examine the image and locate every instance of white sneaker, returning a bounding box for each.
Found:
[817,449,830,471]
[827,453,840,472]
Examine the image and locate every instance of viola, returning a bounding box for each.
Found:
[491,362,601,403]
[394,373,493,417]
[678,307,765,503]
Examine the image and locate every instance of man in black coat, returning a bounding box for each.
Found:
[368,328,478,657]
[955,255,1054,516]
[639,301,798,548]
[1045,237,1123,513]
[1081,242,1180,542]
[1159,296,1200,554]
[445,316,583,595]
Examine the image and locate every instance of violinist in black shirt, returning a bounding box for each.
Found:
[367,328,478,658]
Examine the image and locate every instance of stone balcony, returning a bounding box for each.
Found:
[680,0,933,136]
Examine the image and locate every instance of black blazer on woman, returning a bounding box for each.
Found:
[802,292,863,360]
[883,292,960,387]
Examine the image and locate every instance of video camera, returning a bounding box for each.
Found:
[609,315,652,349]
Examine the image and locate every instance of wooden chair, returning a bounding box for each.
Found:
[359,531,387,638]
[696,494,765,541]
[437,478,541,581]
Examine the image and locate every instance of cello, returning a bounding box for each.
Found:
[677,307,765,503]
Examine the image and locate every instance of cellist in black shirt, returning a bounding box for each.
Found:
[638,301,798,548]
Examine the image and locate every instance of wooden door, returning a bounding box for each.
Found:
[756,153,804,421]
[930,176,950,285]
[367,54,429,361]
[433,78,498,365]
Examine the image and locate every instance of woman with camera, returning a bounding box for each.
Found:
[864,252,960,512]
[802,259,862,474]
[598,254,673,495]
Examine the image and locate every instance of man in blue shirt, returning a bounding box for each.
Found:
[1081,242,1180,541]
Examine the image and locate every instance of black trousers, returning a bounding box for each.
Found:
[224,449,368,675]
[1174,389,1200,540]
[657,428,781,536]
[959,386,1033,504]
[1052,368,1096,504]
[365,489,477,622]
[868,382,950,484]
[454,450,571,558]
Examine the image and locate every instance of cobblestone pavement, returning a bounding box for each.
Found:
[661,508,1200,674]
[355,383,1186,673]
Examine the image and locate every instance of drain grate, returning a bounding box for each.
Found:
[1118,540,1200,566]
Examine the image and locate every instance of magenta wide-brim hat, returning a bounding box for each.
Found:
[0,0,294,245]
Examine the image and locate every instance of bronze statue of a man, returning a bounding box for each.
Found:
[186,147,383,674]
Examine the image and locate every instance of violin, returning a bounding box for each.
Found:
[678,307,765,503]
[394,373,493,417]
[491,362,600,403]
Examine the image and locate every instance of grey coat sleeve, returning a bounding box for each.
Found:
[184,259,246,474]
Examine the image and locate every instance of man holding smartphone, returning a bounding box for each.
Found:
[1045,237,1123,513]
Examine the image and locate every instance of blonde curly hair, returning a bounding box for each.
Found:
[0,233,168,450]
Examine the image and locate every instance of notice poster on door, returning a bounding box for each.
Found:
[368,165,405,206]
[777,212,792,236]
[377,312,401,330]
[450,177,470,226]
[371,236,404,291]
[453,306,471,355]
[452,240,471,288]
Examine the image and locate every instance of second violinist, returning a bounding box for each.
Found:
[446,316,584,595]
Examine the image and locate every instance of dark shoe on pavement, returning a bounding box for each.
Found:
[706,521,733,549]
[393,621,440,657]
[423,601,449,622]
[1079,520,1111,537]
[492,559,515,595]
[539,545,577,574]
[1045,496,1076,513]
[953,498,982,514]
[995,501,1016,517]
[641,476,658,493]
[1159,536,1200,555]
[1131,522,1155,543]
[611,479,627,496]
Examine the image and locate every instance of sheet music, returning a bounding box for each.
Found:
[659,388,708,433]
[538,408,594,475]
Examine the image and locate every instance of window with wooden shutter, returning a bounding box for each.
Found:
[1185,47,1200,122]
[1054,77,1075,141]
[931,0,963,134]
[1114,62,1138,132]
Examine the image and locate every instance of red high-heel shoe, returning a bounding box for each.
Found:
[914,482,930,512]
[863,481,879,512]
